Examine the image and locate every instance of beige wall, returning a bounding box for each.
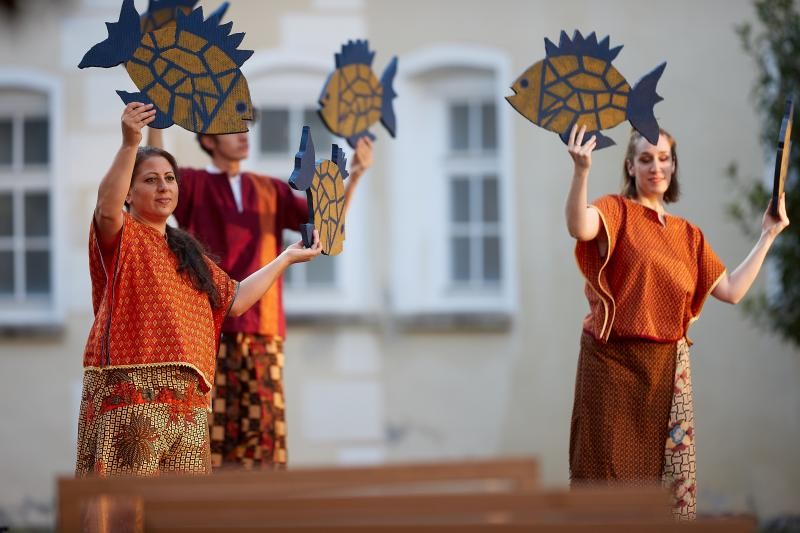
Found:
[0,0,798,527]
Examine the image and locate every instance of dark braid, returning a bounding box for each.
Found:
[132,146,222,308]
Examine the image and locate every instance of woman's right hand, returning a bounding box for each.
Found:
[567,124,597,176]
[121,102,156,148]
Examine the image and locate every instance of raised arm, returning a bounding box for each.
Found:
[228,232,323,317]
[342,136,374,219]
[712,193,790,304]
[94,103,156,249]
[565,124,601,241]
[146,126,164,150]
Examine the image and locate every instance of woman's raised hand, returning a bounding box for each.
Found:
[567,124,597,176]
[762,192,790,239]
[121,102,156,148]
[282,229,323,264]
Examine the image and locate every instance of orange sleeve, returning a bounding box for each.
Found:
[575,195,624,280]
[88,213,129,315]
[690,227,726,319]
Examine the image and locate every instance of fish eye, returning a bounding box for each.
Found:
[235,102,247,113]
[520,78,529,88]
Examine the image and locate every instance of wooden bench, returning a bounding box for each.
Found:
[57,457,755,533]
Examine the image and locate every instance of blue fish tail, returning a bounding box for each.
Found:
[289,126,317,192]
[627,62,666,145]
[116,91,174,129]
[346,130,376,149]
[331,144,349,180]
[558,127,615,150]
[379,56,398,138]
[78,0,141,68]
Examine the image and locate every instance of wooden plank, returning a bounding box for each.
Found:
[58,457,539,531]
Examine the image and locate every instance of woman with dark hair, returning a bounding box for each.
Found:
[76,102,321,478]
[565,124,789,519]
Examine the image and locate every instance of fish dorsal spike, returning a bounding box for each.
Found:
[546,29,620,62]
[174,5,252,67]
[218,21,234,38]
[335,39,376,68]
[558,31,571,49]
[544,37,558,57]
[228,32,245,49]
[608,45,624,61]
[332,144,349,180]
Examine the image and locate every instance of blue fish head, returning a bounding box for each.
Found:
[78,0,142,69]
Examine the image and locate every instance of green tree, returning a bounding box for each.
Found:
[728,0,800,347]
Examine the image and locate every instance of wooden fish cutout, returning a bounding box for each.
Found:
[318,39,398,148]
[79,0,253,134]
[507,30,666,149]
[289,126,349,256]
[772,97,794,218]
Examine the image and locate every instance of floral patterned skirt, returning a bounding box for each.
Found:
[75,365,211,478]
[569,333,696,520]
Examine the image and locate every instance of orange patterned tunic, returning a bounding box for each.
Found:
[83,212,238,392]
[575,195,726,342]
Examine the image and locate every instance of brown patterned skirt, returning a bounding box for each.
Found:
[210,333,287,469]
[75,365,211,478]
[570,332,697,520]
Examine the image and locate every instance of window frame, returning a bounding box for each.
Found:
[0,70,63,329]
[387,46,517,322]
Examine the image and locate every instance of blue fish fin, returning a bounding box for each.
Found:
[116,91,173,129]
[335,39,375,68]
[379,56,398,138]
[332,144,349,180]
[78,0,141,68]
[627,62,666,145]
[346,130,376,149]
[558,128,615,150]
[289,126,317,192]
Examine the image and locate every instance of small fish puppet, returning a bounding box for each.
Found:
[318,39,398,148]
[507,30,666,149]
[289,126,349,256]
[79,0,253,134]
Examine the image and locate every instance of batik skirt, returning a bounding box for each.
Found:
[570,332,697,520]
[75,365,211,478]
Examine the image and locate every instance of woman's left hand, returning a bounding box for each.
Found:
[762,192,790,239]
[283,229,323,264]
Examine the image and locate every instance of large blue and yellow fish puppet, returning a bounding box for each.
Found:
[289,126,350,256]
[78,0,253,134]
[318,39,398,148]
[507,30,666,149]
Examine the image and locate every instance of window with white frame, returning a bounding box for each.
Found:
[447,101,501,287]
[257,105,338,289]
[0,88,52,308]
[388,52,516,318]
